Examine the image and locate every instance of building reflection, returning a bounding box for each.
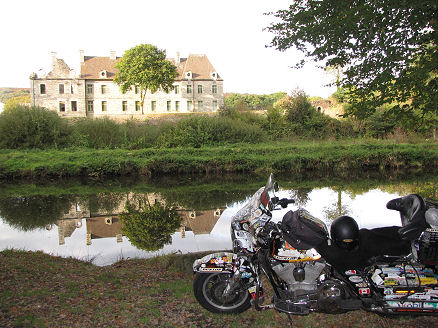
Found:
[53,193,224,246]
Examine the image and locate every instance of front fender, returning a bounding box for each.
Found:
[193,252,236,273]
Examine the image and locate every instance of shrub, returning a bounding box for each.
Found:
[0,105,68,149]
[70,117,125,148]
[158,115,267,147]
[121,120,162,149]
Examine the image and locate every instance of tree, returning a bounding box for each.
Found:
[114,44,178,114]
[267,1,438,126]
[119,199,181,252]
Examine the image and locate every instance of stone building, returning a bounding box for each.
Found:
[30,50,224,118]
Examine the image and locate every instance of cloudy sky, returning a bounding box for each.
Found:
[0,0,336,97]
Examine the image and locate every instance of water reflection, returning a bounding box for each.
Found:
[0,174,437,265]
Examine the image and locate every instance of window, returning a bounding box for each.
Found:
[135,86,140,94]
[40,84,46,94]
[198,85,203,94]
[59,102,65,112]
[122,101,127,112]
[187,84,192,94]
[212,84,217,94]
[87,101,94,112]
[71,84,74,94]
[87,84,93,94]
[135,101,140,111]
[198,101,203,111]
[101,85,107,94]
[175,101,180,112]
[213,100,218,111]
[167,101,171,112]
[101,101,107,111]
[174,85,179,94]
[59,84,64,94]
[187,100,193,111]
[71,101,77,112]
[151,101,156,111]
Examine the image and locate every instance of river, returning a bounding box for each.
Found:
[0,173,436,265]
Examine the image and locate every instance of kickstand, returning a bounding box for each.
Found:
[287,313,294,328]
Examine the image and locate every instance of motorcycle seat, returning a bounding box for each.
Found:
[386,194,429,241]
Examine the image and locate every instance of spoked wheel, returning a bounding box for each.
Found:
[193,272,251,313]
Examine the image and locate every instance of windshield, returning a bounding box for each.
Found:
[231,174,275,226]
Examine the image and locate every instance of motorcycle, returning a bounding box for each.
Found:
[192,174,438,326]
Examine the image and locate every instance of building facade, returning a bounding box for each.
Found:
[30,50,224,118]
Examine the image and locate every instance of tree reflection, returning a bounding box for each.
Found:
[323,189,350,221]
[290,188,312,207]
[0,196,72,231]
[119,198,181,252]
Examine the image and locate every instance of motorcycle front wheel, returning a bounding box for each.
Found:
[193,272,251,313]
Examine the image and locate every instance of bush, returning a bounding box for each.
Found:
[70,117,125,148]
[0,105,68,149]
[122,120,163,149]
[158,115,267,147]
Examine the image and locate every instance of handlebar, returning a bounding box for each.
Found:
[271,197,295,209]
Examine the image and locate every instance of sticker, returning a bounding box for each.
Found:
[387,301,422,308]
[349,276,363,283]
[424,302,438,309]
[371,270,384,285]
[359,288,370,295]
[241,272,252,279]
[345,270,357,275]
[356,282,368,288]
[384,288,394,295]
[384,278,399,286]
[215,257,224,265]
[200,268,223,272]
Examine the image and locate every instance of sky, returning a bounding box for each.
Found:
[0,0,336,97]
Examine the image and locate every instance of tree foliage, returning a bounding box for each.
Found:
[114,44,178,114]
[224,92,287,111]
[119,200,181,252]
[267,1,438,125]
[0,105,68,149]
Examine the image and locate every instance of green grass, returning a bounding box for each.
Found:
[0,140,437,180]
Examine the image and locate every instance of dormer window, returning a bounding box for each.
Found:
[100,70,108,78]
[185,71,192,80]
[210,72,218,80]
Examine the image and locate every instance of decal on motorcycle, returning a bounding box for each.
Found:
[359,288,370,295]
[355,282,368,288]
[199,267,224,272]
[424,302,438,309]
[345,270,357,275]
[241,272,252,279]
[349,276,363,283]
[387,301,422,309]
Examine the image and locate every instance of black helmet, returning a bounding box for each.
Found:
[330,216,359,250]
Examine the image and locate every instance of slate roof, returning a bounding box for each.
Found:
[80,54,221,81]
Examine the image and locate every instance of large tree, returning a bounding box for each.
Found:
[267,1,438,127]
[114,44,178,114]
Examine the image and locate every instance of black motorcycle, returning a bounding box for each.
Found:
[192,174,438,325]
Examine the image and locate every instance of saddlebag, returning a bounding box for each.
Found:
[281,209,328,250]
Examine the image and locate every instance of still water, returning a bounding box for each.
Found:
[0,174,437,265]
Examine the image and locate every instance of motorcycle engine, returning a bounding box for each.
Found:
[272,261,326,296]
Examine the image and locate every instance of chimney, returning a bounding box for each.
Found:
[176,51,180,64]
[79,50,84,63]
[51,51,57,68]
[110,50,116,60]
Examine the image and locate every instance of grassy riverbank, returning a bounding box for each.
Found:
[1,140,437,179]
[1,250,437,328]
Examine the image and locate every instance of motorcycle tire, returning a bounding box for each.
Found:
[193,272,251,314]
